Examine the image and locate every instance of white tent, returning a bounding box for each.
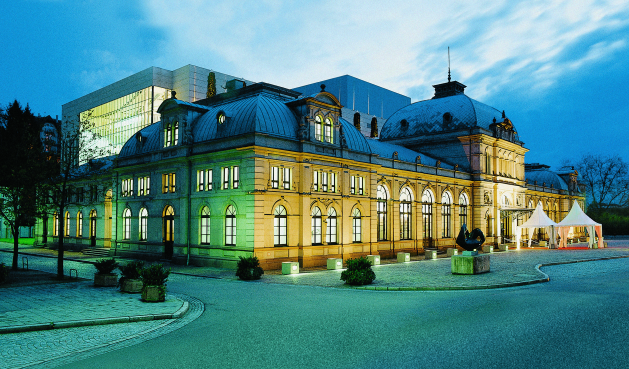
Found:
[557,200,603,249]
[515,202,558,248]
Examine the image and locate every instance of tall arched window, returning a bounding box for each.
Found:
[200,206,210,244]
[122,208,131,240]
[400,187,412,240]
[315,115,323,141]
[324,117,333,143]
[53,212,58,237]
[225,205,236,246]
[326,207,337,244]
[422,190,433,242]
[64,211,70,237]
[165,123,172,147]
[311,206,322,245]
[173,121,179,146]
[139,208,148,241]
[442,192,452,238]
[274,205,287,246]
[459,193,468,229]
[89,209,97,242]
[76,211,83,238]
[352,208,361,243]
[377,185,388,241]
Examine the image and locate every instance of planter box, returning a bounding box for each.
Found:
[446,248,458,257]
[327,258,343,270]
[121,279,143,293]
[142,285,165,302]
[282,262,299,275]
[397,252,410,262]
[482,245,494,253]
[367,255,380,266]
[425,250,438,260]
[94,273,117,287]
[452,254,490,275]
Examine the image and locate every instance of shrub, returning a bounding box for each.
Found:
[118,260,145,287]
[94,258,119,274]
[140,263,171,286]
[341,257,376,286]
[0,263,8,284]
[236,256,264,281]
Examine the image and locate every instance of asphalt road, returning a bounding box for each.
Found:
[53,257,629,369]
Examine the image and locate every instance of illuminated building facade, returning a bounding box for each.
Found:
[40,75,585,269]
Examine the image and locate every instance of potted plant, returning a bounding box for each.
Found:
[94,258,119,287]
[235,256,264,281]
[140,263,171,302]
[340,257,376,286]
[118,260,145,293]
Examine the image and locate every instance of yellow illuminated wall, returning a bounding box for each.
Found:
[80,86,170,154]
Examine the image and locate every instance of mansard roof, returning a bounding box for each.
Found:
[525,164,569,190]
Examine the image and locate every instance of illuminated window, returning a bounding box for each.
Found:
[311,206,322,245]
[313,170,319,191]
[400,187,412,240]
[377,185,388,241]
[232,166,239,189]
[218,113,226,124]
[162,173,176,193]
[282,168,291,190]
[314,115,323,141]
[222,167,230,189]
[326,207,337,244]
[53,212,58,237]
[350,176,356,194]
[352,208,361,243]
[330,173,337,192]
[198,169,213,191]
[274,205,287,246]
[138,176,150,196]
[442,191,452,238]
[423,189,433,240]
[76,211,83,238]
[200,206,210,244]
[123,208,131,240]
[358,176,364,195]
[139,208,148,241]
[173,121,179,145]
[351,175,363,195]
[165,123,172,147]
[322,172,328,192]
[459,193,469,228]
[271,167,279,189]
[121,178,134,197]
[225,205,236,246]
[64,212,70,237]
[324,117,333,143]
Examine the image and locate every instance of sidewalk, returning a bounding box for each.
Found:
[2,240,629,334]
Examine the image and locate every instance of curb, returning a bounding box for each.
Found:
[0,298,190,335]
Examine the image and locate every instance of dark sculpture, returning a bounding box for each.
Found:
[456,224,486,251]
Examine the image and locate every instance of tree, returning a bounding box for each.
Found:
[0,101,50,270]
[567,153,629,210]
[41,113,111,278]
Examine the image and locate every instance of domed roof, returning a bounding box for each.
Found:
[381,94,507,140]
[118,123,161,158]
[525,166,569,190]
[338,117,371,154]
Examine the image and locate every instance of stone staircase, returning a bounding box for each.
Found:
[81,248,110,258]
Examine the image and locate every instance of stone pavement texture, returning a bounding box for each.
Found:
[1,240,629,336]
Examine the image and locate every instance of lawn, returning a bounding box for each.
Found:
[0,238,36,246]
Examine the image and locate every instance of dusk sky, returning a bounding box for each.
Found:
[2,0,628,169]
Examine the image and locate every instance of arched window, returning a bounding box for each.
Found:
[311,206,322,245]
[315,115,323,141]
[123,208,131,240]
[163,205,175,244]
[225,205,236,246]
[200,206,210,244]
[377,185,388,241]
[173,121,179,146]
[274,205,287,246]
[89,209,97,240]
[139,208,148,241]
[53,212,58,237]
[326,207,337,244]
[352,208,361,243]
[485,148,491,174]
[76,211,83,238]
[459,193,469,228]
[324,117,333,143]
[165,122,172,147]
[422,190,433,241]
[400,187,412,240]
[442,192,452,238]
[64,211,70,237]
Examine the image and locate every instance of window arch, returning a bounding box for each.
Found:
[459,192,469,228]
[422,189,434,240]
[123,208,132,240]
[274,205,287,246]
[442,191,452,238]
[225,205,236,246]
[200,206,210,244]
[324,117,333,143]
[400,187,412,240]
[163,205,175,245]
[377,185,389,241]
[76,211,83,238]
[314,115,323,141]
[352,208,362,243]
[64,211,70,237]
[139,208,148,241]
[326,207,338,244]
[311,206,322,245]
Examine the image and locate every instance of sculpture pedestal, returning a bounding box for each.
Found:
[451,252,490,275]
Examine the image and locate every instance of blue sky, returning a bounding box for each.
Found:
[2,0,628,169]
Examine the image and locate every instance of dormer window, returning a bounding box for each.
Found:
[164,120,179,147]
[217,112,226,124]
[164,123,172,147]
[324,117,333,143]
[314,115,323,141]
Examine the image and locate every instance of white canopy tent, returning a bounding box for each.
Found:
[515,202,558,248]
[557,200,603,249]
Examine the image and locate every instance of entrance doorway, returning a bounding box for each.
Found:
[90,209,97,247]
[163,206,174,259]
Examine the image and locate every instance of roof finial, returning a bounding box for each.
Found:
[320,84,326,92]
[448,46,451,83]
